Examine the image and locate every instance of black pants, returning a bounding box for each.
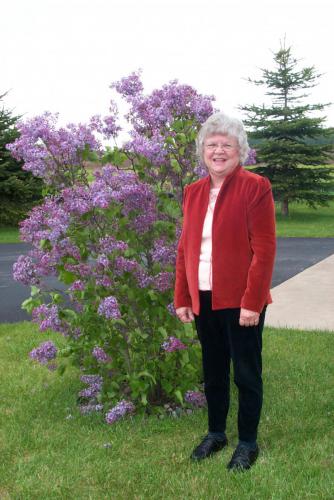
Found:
[194,291,266,443]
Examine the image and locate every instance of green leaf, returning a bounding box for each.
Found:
[21,296,42,314]
[137,371,156,383]
[31,286,40,297]
[58,269,77,285]
[141,393,148,406]
[174,389,183,405]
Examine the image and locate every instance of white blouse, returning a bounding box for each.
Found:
[198,187,220,290]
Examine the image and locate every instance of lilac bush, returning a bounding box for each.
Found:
[10,73,215,417]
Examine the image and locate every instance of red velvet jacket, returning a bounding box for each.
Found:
[174,166,276,315]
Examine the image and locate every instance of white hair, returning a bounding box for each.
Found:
[196,112,250,164]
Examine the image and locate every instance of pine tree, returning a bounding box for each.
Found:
[241,42,334,216]
[0,92,43,225]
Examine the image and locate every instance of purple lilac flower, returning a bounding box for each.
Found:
[96,254,110,268]
[161,336,187,353]
[125,133,168,166]
[62,186,92,215]
[135,268,152,288]
[95,276,113,288]
[19,197,70,246]
[92,347,112,364]
[184,391,207,408]
[167,303,176,316]
[151,239,177,266]
[153,271,173,292]
[32,304,64,332]
[79,403,104,415]
[64,263,91,277]
[113,75,215,131]
[114,256,139,275]
[29,340,57,365]
[105,400,135,425]
[79,374,103,399]
[13,255,39,285]
[30,248,58,277]
[111,71,144,98]
[6,112,101,184]
[98,296,121,319]
[99,236,128,255]
[244,148,257,166]
[69,280,85,292]
[80,374,103,386]
[194,161,208,178]
[89,104,121,139]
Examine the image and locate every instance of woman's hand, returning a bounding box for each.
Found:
[239,308,260,327]
[176,307,195,323]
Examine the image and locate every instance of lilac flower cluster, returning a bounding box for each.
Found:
[167,303,176,316]
[125,132,168,166]
[111,73,215,181]
[13,255,39,286]
[98,296,121,319]
[92,346,112,364]
[111,71,144,97]
[184,391,207,408]
[112,74,215,131]
[105,400,135,425]
[89,102,121,140]
[32,304,66,334]
[161,336,187,353]
[244,148,257,166]
[98,236,128,255]
[29,340,57,368]
[69,280,85,292]
[90,165,157,234]
[20,197,70,246]
[79,403,104,415]
[79,374,103,399]
[62,186,92,215]
[151,238,177,266]
[153,271,174,292]
[96,254,110,269]
[95,276,113,288]
[7,112,100,184]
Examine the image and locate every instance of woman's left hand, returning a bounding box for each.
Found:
[239,308,260,327]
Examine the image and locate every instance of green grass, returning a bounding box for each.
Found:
[0,322,333,499]
[275,201,334,237]
[0,226,20,243]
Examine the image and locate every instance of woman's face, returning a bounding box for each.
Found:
[203,133,240,180]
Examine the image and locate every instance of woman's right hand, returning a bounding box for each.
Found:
[175,307,195,323]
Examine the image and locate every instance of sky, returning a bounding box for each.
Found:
[2,0,334,137]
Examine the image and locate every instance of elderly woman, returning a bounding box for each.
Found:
[174,112,276,471]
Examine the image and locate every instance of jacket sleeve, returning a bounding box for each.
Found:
[241,176,276,313]
[174,185,192,309]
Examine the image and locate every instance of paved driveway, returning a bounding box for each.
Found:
[1,238,334,323]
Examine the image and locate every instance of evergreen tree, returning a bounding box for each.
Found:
[0,93,43,225]
[241,43,334,216]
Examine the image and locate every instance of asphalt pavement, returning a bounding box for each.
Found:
[1,238,334,326]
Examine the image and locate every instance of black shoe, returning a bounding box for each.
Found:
[190,434,228,461]
[227,443,259,471]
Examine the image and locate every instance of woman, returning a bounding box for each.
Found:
[174,112,276,471]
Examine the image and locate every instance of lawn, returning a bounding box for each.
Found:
[0,322,333,499]
[275,201,334,237]
[0,226,20,243]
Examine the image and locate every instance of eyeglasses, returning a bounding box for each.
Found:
[204,142,237,152]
